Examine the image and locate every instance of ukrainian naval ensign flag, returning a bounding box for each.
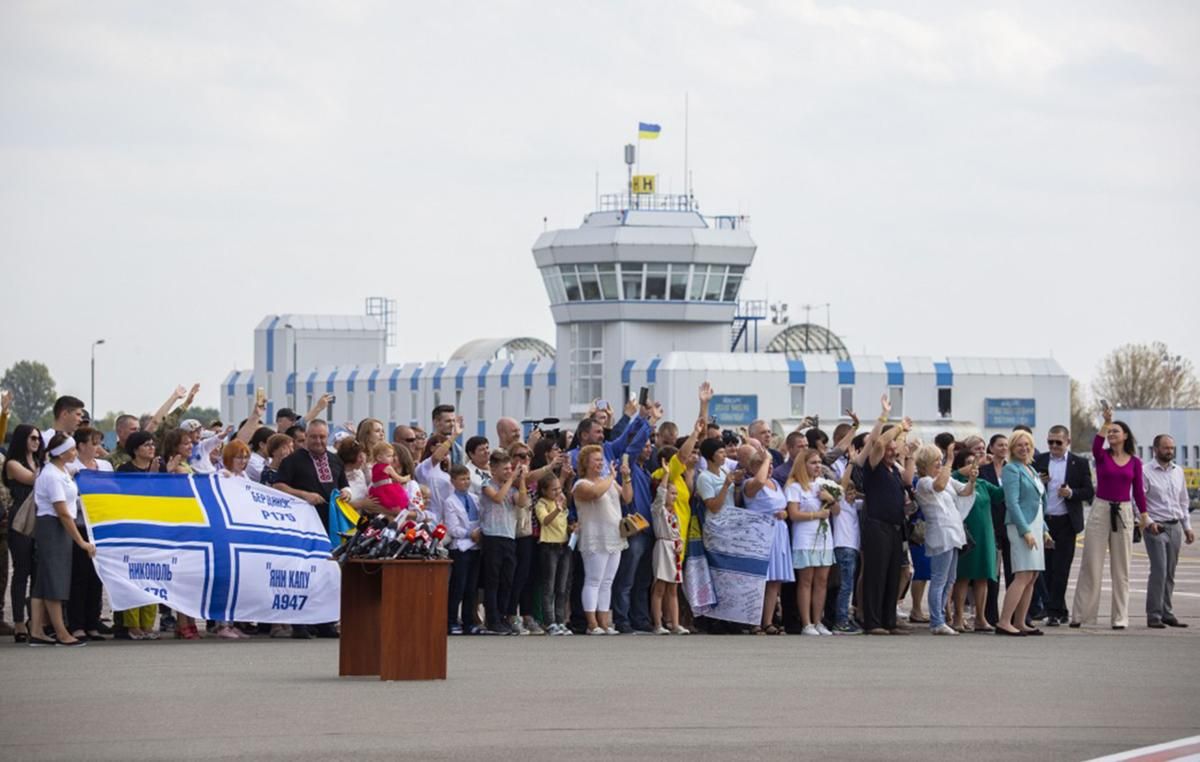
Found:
[78,471,340,624]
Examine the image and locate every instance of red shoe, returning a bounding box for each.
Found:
[177,624,202,640]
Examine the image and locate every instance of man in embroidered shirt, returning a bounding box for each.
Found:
[464,435,492,498]
[1142,435,1194,628]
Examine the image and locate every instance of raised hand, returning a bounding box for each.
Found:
[698,382,714,402]
[173,385,187,400]
[0,389,12,413]
[901,416,913,432]
[880,394,891,416]
[624,397,637,417]
[845,409,860,428]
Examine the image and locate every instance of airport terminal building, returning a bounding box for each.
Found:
[222,192,1070,443]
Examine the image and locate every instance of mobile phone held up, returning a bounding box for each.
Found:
[595,400,609,411]
[638,386,650,407]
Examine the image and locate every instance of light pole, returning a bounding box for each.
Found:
[284,323,297,410]
[90,339,106,414]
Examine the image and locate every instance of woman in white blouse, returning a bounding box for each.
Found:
[572,444,632,635]
[28,433,95,647]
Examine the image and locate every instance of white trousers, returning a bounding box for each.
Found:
[1071,501,1133,627]
[581,550,621,612]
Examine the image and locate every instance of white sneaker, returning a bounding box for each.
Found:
[562,627,574,636]
[815,623,833,636]
[546,624,560,636]
[932,623,959,636]
[654,626,671,635]
[509,619,529,635]
[605,626,620,635]
[671,626,690,636]
[802,624,820,636]
[587,627,606,635]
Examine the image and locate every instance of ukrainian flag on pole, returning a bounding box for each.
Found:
[638,122,662,140]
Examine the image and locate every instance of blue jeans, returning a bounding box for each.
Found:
[927,548,958,629]
[612,531,653,630]
[833,547,858,625]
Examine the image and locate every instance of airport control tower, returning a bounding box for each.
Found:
[532,147,757,416]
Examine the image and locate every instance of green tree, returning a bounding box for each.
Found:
[1,360,56,426]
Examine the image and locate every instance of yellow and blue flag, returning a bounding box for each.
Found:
[78,471,340,624]
[638,122,661,140]
[328,488,360,546]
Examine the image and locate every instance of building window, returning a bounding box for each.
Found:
[597,264,618,300]
[433,391,441,407]
[790,385,805,417]
[561,266,582,302]
[621,263,643,300]
[937,388,952,418]
[577,265,601,300]
[524,388,532,418]
[840,387,853,416]
[410,391,418,422]
[454,389,462,412]
[723,266,744,302]
[569,323,603,405]
[668,264,689,300]
[644,264,668,300]
[890,387,904,417]
[704,265,727,301]
[689,264,707,300]
[477,389,486,420]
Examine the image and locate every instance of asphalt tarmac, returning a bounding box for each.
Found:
[1,537,1197,760]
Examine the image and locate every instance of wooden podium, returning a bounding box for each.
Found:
[339,559,452,681]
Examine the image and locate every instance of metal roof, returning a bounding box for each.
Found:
[448,337,555,362]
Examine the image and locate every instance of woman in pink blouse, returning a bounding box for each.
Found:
[1070,404,1148,630]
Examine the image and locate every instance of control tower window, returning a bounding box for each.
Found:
[689,265,707,300]
[644,264,668,300]
[669,264,688,300]
[704,265,727,301]
[578,265,602,300]
[597,263,618,300]
[723,266,745,302]
[562,266,582,302]
[621,263,643,300]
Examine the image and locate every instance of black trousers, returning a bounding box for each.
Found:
[481,536,516,629]
[507,535,537,618]
[1042,514,1077,619]
[448,548,480,628]
[985,500,1014,624]
[67,525,103,632]
[860,517,903,631]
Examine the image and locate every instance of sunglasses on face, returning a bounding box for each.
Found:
[513,453,531,460]
[1047,439,1064,446]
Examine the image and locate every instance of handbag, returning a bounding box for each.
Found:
[908,518,926,546]
[10,492,37,537]
[619,513,649,538]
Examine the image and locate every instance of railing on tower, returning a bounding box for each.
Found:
[596,193,750,230]
[731,299,767,352]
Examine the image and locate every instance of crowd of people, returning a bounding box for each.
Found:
[0,380,1192,645]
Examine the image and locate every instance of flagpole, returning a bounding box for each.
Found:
[684,93,689,210]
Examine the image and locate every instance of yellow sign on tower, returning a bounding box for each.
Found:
[631,175,656,194]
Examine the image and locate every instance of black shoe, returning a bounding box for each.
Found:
[1163,619,1189,628]
[56,638,87,647]
[87,633,108,641]
[1046,616,1061,627]
[615,624,635,634]
[315,624,340,639]
[1027,610,1046,622]
[1112,625,1126,630]
[1022,628,1044,636]
[1148,620,1166,629]
[28,636,57,647]
[291,625,315,639]
[996,628,1024,637]
[1068,621,1081,628]
[94,622,114,635]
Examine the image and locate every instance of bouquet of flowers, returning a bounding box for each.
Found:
[813,478,843,539]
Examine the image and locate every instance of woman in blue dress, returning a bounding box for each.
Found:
[743,447,793,635]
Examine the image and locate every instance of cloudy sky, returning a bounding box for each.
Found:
[2,1,1197,414]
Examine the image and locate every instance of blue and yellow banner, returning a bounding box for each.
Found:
[78,471,340,624]
[638,122,661,139]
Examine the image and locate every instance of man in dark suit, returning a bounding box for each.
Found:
[273,419,349,640]
[1033,425,1095,626]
